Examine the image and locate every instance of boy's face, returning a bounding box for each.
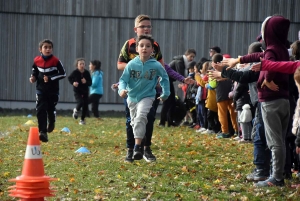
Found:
[209,49,216,57]
[134,20,152,36]
[136,39,153,58]
[39,43,53,56]
[77,60,85,72]
[186,53,195,62]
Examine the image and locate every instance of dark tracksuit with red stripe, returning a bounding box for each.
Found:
[31,54,66,133]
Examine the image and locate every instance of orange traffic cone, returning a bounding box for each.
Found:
[8,127,57,200]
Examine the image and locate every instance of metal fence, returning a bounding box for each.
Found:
[1,0,299,104]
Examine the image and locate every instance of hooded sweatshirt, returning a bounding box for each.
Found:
[240,16,290,102]
[118,56,170,103]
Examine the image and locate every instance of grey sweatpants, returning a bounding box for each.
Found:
[238,110,252,140]
[261,98,290,180]
[127,97,154,139]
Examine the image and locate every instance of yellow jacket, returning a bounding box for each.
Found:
[195,73,218,112]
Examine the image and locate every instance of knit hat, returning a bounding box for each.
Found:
[223,54,231,58]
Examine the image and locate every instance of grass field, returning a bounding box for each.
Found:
[1,112,300,201]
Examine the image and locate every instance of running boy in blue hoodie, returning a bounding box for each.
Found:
[118,34,170,160]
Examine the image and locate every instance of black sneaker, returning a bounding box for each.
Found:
[188,123,196,128]
[143,147,156,162]
[182,121,190,126]
[133,146,143,160]
[39,132,48,143]
[124,149,134,163]
[47,122,55,133]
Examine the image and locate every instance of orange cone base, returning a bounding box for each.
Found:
[19,198,45,201]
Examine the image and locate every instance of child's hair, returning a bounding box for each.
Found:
[201,61,210,74]
[74,58,85,68]
[135,14,151,27]
[136,34,154,47]
[294,68,300,85]
[291,40,300,60]
[184,49,196,56]
[90,60,101,71]
[195,62,202,72]
[39,39,53,49]
[212,53,223,63]
[188,61,196,70]
[248,42,263,54]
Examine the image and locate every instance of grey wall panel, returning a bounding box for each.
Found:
[0,0,300,105]
[1,0,300,23]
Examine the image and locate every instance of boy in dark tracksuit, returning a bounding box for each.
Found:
[29,39,66,142]
[68,58,92,125]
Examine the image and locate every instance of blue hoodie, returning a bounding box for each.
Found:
[118,56,170,103]
[90,70,103,95]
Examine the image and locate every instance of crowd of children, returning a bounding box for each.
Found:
[29,14,300,189]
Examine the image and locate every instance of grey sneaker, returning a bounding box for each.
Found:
[246,169,269,181]
[39,132,48,143]
[73,108,78,119]
[255,177,284,187]
[79,120,86,125]
[143,147,156,162]
[133,146,143,160]
[124,149,134,163]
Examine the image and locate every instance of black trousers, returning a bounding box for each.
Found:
[88,94,102,118]
[207,109,220,133]
[159,80,176,126]
[36,93,58,133]
[74,93,89,121]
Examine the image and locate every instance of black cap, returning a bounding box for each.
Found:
[210,46,221,53]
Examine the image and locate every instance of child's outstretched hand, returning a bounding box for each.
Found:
[261,79,279,91]
[119,90,128,98]
[29,75,36,83]
[43,75,49,82]
[81,78,86,84]
[296,146,300,154]
[73,82,79,87]
[158,95,168,102]
[183,77,195,85]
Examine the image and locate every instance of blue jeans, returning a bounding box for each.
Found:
[124,94,160,149]
[253,102,271,171]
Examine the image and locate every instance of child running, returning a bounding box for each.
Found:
[68,58,92,125]
[29,39,66,142]
[118,34,170,160]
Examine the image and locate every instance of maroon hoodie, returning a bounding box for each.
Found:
[240,16,290,102]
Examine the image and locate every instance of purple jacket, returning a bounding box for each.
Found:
[240,16,290,102]
[164,63,185,83]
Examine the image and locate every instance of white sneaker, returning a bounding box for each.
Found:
[233,136,241,141]
[79,120,86,125]
[196,127,207,133]
[238,139,252,144]
[202,129,214,134]
[73,108,78,119]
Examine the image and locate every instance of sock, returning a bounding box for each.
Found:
[134,144,141,150]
